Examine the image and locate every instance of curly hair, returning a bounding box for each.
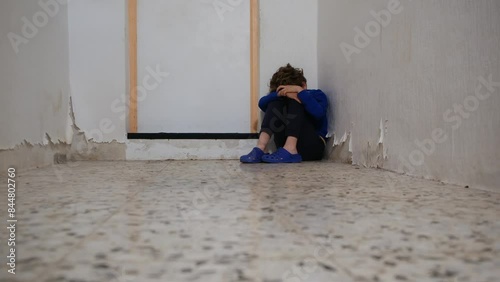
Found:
[268,63,307,93]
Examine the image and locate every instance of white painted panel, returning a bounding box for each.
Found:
[137,0,250,133]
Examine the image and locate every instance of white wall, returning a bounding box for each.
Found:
[0,0,70,149]
[68,0,127,143]
[318,0,500,190]
[260,0,318,95]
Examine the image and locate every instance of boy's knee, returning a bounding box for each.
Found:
[287,99,305,112]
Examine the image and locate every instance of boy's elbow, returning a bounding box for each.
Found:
[313,109,327,120]
[258,102,266,112]
[315,113,326,120]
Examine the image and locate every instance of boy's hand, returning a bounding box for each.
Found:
[277,85,304,96]
[277,85,304,104]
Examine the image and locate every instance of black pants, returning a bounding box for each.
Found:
[261,99,325,161]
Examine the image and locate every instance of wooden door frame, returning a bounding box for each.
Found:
[127,0,260,134]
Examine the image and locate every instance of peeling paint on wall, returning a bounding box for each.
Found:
[0,136,70,173]
[0,97,126,171]
[67,97,126,161]
[328,119,388,168]
[361,141,385,169]
[327,131,353,164]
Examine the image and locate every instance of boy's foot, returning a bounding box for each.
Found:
[262,148,302,163]
[240,147,266,163]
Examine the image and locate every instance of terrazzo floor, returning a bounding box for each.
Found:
[0,161,499,282]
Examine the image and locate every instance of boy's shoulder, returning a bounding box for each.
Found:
[306,89,325,93]
[307,89,327,96]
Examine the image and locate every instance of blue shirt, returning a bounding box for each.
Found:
[258,90,329,139]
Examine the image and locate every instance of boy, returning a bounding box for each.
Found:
[241,64,329,163]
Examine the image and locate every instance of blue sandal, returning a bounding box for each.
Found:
[240,147,266,163]
[262,148,302,163]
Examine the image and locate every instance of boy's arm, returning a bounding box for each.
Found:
[258,92,279,112]
[297,90,328,120]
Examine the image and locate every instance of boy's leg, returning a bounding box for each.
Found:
[281,100,306,153]
[261,99,288,148]
[297,115,325,161]
[260,100,306,163]
[242,99,289,163]
[261,99,323,159]
[256,132,271,152]
[283,100,325,160]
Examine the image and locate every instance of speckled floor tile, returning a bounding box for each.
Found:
[0,161,498,282]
